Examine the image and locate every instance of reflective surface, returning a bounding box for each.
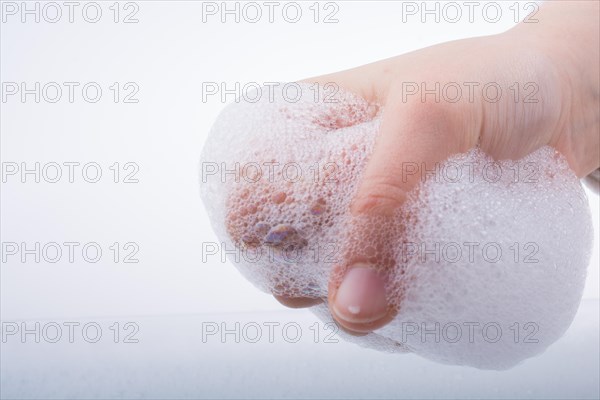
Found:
[2,300,598,399]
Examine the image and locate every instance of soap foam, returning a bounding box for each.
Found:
[200,83,593,369]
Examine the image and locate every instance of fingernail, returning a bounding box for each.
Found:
[332,264,388,324]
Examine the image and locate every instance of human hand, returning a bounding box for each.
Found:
[288,0,600,334]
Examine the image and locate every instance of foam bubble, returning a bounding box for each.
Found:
[200,83,593,369]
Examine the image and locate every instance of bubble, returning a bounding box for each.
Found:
[309,198,327,216]
[254,222,271,236]
[264,224,306,250]
[200,82,593,370]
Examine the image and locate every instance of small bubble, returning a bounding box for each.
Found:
[254,222,271,237]
[272,192,287,204]
[241,234,261,248]
[265,224,295,245]
[310,198,327,216]
[264,224,306,250]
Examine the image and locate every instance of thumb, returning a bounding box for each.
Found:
[328,94,478,333]
[354,96,476,214]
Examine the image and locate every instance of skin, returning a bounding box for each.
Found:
[234,1,600,335]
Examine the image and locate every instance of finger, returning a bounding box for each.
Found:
[329,92,479,333]
[273,295,324,309]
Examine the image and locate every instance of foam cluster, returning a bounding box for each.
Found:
[200,83,593,369]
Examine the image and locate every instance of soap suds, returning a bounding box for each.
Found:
[200,82,593,369]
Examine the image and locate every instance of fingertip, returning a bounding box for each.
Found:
[273,295,324,309]
[328,264,394,333]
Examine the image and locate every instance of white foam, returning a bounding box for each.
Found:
[200,83,593,369]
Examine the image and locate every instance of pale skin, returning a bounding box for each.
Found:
[245,1,600,334]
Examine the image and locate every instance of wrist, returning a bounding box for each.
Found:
[505,1,600,176]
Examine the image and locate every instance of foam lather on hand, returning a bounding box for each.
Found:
[200,83,593,370]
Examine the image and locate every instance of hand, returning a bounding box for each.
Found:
[294,0,600,334]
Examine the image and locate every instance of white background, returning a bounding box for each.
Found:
[0,1,598,399]
[1,0,597,320]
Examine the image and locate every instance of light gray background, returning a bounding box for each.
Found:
[1,1,598,399]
